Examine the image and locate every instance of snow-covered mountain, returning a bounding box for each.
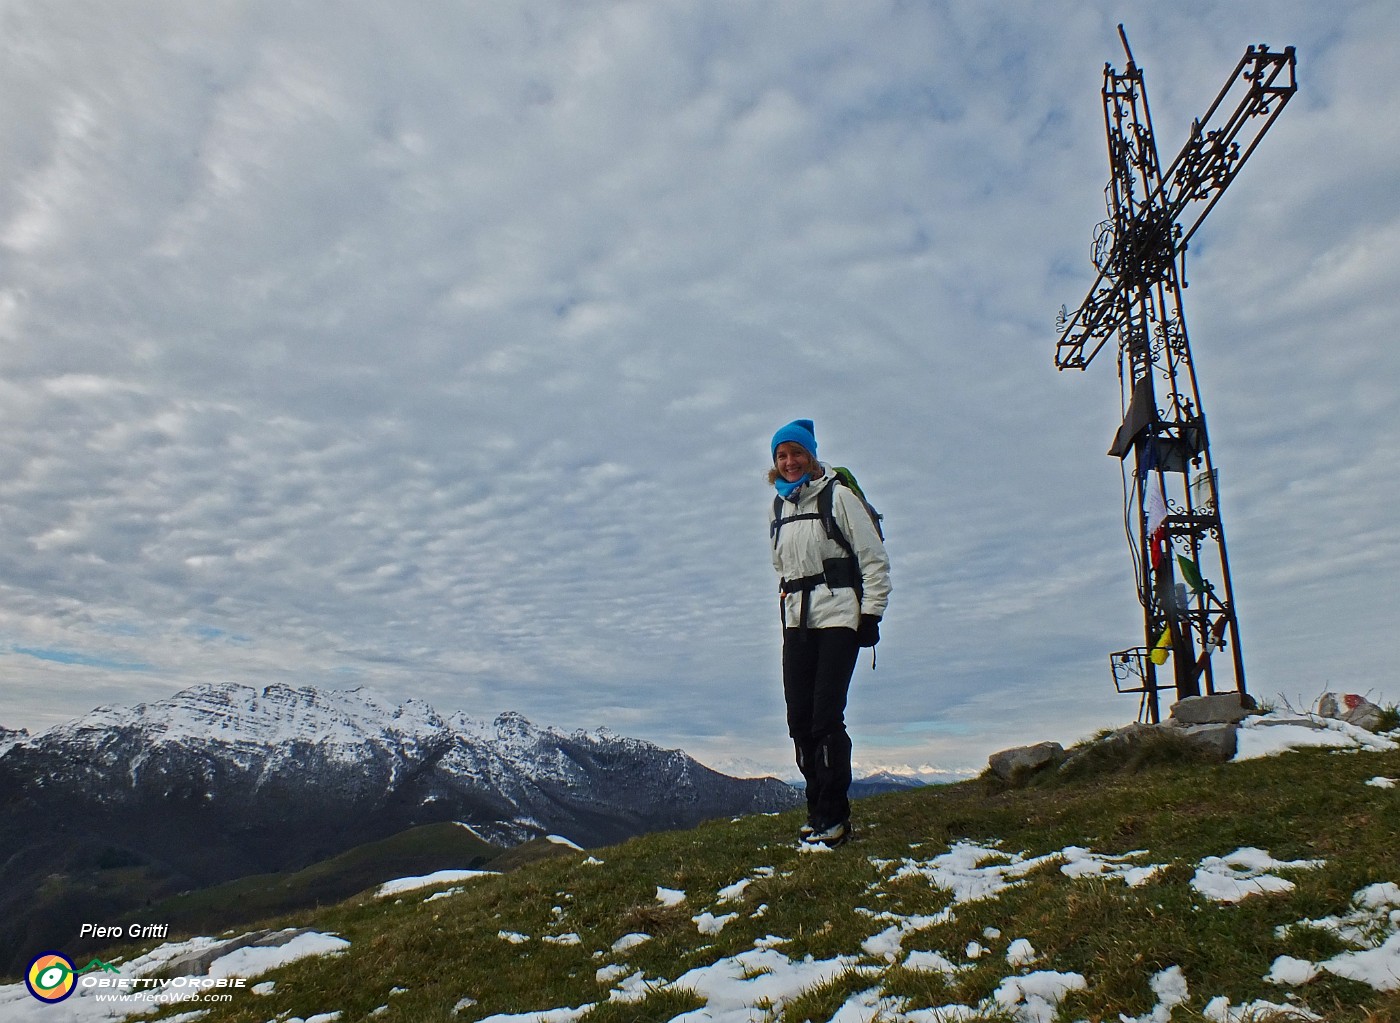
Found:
[3,682,795,842]
[0,682,797,972]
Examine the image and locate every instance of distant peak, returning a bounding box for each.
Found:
[493,710,535,734]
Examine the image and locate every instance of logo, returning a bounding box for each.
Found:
[25,952,118,1003]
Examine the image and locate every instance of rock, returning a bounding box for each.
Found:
[162,931,273,976]
[1248,716,1327,731]
[1059,721,1236,773]
[1175,723,1238,760]
[161,928,313,977]
[1319,692,1387,733]
[1343,701,1387,733]
[1168,694,1256,726]
[988,742,1064,781]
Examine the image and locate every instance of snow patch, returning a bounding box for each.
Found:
[375,869,495,898]
[1204,995,1322,1021]
[991,970,1087,1023]
[693,911,739,935]
[1190,848,1325,904]
[610,932,651,952]
[655,886,686,907]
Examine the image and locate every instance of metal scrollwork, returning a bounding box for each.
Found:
[1052,25,1297,722]
[1093,221,1116,276]
[1159,317,1186,355]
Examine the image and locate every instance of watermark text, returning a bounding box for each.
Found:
[78,923,171,941]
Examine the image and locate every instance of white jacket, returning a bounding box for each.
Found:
[769,466,891,631]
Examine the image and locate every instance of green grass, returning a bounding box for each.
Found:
[1377,705,1400,733]
[107,822,515,940]
[69,739,1400,1022]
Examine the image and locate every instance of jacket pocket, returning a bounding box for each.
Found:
[822,556,859,591]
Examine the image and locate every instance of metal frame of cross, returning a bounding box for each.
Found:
[1055,27,1297,722]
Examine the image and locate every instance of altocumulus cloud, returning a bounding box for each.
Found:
[0,0,1396,776]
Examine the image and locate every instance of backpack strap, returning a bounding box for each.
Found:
[816,481,854,559]
[771,493,824,548]
[771,482,855,558]
[773,483,863,628]
[816,483,865,605]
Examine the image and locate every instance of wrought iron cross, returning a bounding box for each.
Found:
[1055,26,1296,722]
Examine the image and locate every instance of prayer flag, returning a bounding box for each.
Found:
[1144,467,1168,537]
[1150,530,1170,572]
[1142,443,1170,570]
[1177,555,1206,594]
[1150,626,1172,665]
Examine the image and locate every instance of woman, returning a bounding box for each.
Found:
[767,419,890,847]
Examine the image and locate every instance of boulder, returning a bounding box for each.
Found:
[1317,692,1343,719]
[1343,702,1387,732]
[1058,721,1236,773]
[1175,723,1239,760]
[988,741,1064,781]
[1168,693,1256,726]
[161,928,310,977]
[1248,716,1327,731]
[162,931,273,977]
[1319,692,1388,733]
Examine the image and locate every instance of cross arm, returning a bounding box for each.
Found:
[1055,267,1127,370]
[1157,44,1297,249]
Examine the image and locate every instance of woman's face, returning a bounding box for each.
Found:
[774,441,814,483]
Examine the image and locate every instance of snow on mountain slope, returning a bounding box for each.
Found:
[0,682,798,974]
[0,680,800,850]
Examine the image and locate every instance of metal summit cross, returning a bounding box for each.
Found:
[1054,27,1296,722]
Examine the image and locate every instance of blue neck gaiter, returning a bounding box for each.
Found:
[774,473,810,501]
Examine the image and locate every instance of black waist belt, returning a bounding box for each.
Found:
[781,558,859,633]
[781,572,828,594]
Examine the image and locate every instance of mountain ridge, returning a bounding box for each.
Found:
[8,719,1398,1020]
[0,681,798,974]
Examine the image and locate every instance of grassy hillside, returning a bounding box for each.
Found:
[28,732,1400,1022]
[102,823,504,943]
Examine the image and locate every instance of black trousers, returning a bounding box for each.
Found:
[782,626,858,827]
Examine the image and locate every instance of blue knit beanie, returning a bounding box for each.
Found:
[771,419,818,462]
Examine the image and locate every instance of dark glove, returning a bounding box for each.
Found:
[856,614,881,648]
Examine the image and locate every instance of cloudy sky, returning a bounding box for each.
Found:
[2,0,1396,778]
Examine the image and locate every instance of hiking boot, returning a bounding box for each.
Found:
[803,819,850,848]
[799,818,817,839]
